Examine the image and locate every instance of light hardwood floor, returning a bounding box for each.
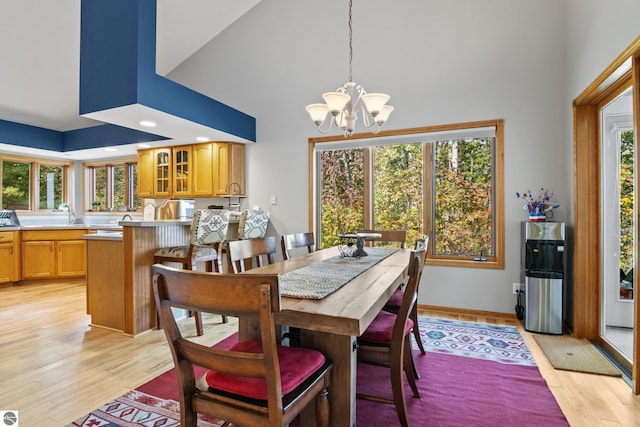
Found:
[1,282,640,426]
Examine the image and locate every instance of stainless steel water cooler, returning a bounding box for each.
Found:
[521,221,565,334]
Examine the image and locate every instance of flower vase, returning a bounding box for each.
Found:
[528,214,546,222]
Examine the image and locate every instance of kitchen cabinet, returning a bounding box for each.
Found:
[172,146,192,197]
[0,231,19,283]
[192,143,214,196]
[137,142,245,198]
[213,142,245,196]
[21,229,87,279]
[137,148,155,197]
[154,148,172,197]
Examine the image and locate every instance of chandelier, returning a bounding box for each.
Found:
[305,0,393,137]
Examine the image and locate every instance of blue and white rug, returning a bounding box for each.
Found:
[416,317,536,366]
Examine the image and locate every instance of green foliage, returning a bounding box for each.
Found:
[619,130,634,274]
[2,161,30,209]
[373,144,423,244]
[318,137,495,256]
[320,149,364,247]
[433,138,493,256]
[38,165,64,209]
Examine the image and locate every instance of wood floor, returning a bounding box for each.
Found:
[1,282,640,426]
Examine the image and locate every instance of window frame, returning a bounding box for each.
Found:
[308,119,504,269]
[0,153,71,212]
[83,158,138,213]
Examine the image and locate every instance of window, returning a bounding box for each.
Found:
[83,160,138,212]
[2,160,30,210]
[38,164,65,209]
[1,156,70,211]
[311,119,504,268]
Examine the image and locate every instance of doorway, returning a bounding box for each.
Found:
[600,86,634,371]
[573,39,640,394]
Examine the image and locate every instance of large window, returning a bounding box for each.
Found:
[311,119,504,268]
[1,156,70,211]
[83,160,138,212]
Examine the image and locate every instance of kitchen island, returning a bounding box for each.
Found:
[85,219,239,336]
[85,220,191,335]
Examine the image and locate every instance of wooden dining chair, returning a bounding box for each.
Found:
[357,229,407,248]
[384,235,429,362]
[280,232,315,346]
[281,232,315,260]
[152,264,332,427]
[356,247,427,427]
[227,235,277,273]
[153,209,230,335]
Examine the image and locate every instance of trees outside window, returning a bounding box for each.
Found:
[2,160,30,210]
[312,119,503,268]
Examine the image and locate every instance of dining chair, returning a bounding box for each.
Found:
[384,235,429,362]
[237,208,270,240]
[152,264,332,427]
[280,232,316,346]
[357,229,407,248]
[281,231,315,260]
[153,209,230,335]
[227,235,277,273]
[356,246,427,427]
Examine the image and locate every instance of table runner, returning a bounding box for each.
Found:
[279,247,398,299]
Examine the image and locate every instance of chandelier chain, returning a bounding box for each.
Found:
[348,0,353,83]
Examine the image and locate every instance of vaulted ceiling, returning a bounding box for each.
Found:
[0,0,262,160]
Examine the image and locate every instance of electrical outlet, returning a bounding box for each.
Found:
[512,283,521,295]
[270,194,277,205]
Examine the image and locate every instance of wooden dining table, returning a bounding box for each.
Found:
[242,245,410,427]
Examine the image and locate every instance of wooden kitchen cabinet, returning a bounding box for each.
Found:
[137,148,155,197]
[192,142,214,196]
[21,229,87,280]
[0,231,19,283]
[213,142,245,196]
[137,142,245,198]
[172,146,192,197]
[154,148,172,197]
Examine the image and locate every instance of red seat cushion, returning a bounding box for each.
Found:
[205,340,326,400]
[360,310,414,344]
[385,289,404,308]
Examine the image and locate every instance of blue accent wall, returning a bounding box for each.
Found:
[80,0,256,142]
[0,119,167,153]
[64,124,169,151]
[0,119,64,151]
[79,0,140,114]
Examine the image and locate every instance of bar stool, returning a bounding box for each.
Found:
[153,209,230,335]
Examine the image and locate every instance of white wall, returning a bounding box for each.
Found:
[167,0,637,314]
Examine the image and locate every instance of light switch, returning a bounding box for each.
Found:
[270,194,277,205]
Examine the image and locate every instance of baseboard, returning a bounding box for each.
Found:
[419,304,519,321]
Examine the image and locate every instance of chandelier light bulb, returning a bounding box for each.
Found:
[361,93,390,117]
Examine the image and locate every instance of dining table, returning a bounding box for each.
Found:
[242,245,410,427]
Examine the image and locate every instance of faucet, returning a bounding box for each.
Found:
[58,203,75,224]
[120,214,133,221]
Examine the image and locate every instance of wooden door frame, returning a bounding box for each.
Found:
[573,35,640,393]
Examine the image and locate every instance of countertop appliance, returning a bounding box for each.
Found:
[0,209,21,227]
[156,199,194,220]
[521,221,565,334]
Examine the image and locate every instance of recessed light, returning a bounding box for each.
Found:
[196,136,209,142]
[139,120,157,127]
[138,143,151,148]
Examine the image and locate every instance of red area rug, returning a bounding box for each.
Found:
[68,319,569,426]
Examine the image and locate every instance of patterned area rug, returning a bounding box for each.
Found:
[67,390,224,427]
[67,317,565,427]
[416,317,537,366]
